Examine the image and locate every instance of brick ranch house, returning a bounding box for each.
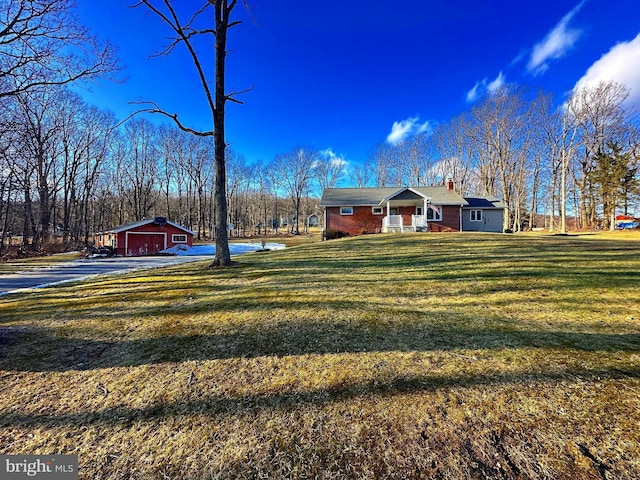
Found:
[320,180,506,235]
[95,217,194,256]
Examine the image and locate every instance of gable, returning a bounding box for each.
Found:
[382,187,429,203]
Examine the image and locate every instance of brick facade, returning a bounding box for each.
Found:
[325,205,462,235]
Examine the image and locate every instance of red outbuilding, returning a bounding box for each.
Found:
[95,217,194,256]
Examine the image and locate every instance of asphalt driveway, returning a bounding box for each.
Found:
[0,255,213,296]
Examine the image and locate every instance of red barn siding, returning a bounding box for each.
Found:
[97,221,193,256]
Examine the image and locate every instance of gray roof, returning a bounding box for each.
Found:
[320,186,469,206]
[463,197,507,209]
[99,218,195,235]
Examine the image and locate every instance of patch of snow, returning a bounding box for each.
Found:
[160,243,285,256]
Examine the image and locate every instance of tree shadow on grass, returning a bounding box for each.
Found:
[1,319,638,372]
[1,363,638,430]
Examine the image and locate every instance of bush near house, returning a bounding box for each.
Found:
[323,229,350,240]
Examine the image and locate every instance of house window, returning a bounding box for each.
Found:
[416,206,423,216]
[426,206,442,221]
[372,207,383,215]
[470,210,483,222]
[340,207,353,215]
[172,234,188,243]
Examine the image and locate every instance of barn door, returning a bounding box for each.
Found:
[127,233,165,256]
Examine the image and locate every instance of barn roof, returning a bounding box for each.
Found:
[98,218,194,235]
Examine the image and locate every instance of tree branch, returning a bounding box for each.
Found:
[128,101,214,137]
[225,85,254,104]
[132,0,216,116]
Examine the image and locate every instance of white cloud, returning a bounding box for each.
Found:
[527,1,585,75]
[321,148,348,168]
[386,117,432,145]
[465,72,507,103]
[573,33,640,107]
[487,71,506,94]
[466,81,482,103]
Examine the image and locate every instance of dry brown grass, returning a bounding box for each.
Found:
[0,251,83,274]
[1,232,639,479]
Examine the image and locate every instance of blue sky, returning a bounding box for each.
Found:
[75,1,640,169]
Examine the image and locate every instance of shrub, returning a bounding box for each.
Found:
[323,229,350,240]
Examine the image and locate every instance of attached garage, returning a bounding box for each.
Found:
[461,197,507,233]
[95,217,194,257]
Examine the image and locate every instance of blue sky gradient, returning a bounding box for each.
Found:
[75,1,640,170]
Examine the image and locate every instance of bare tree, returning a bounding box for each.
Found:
[0,0,118,98]
[397,133,435,186]
[432,115,474,194]
[55,90,115,246]
[368,142,399,187]
[570,81,633,229]
[253,163,273,235]
[0,98,19,252]
[464,86,542,231]
[118,118,160,222]
[181,136,214,239]
[314,152,345,194]
[226,149,251,237]
[157,124,182,221]
[133,0,250,267]
[270,147,317,235]
[12,87,67,247]
[543,93,582,233]
[349,162,373,188]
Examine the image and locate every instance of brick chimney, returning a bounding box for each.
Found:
[446,177,454,191]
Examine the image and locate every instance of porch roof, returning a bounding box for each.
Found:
[379,187,430,205]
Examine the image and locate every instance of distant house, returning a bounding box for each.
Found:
[307,214,320,228]
[320,180,506,235]
[95,217,194,256]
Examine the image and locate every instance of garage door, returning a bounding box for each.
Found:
[126,233,165,256]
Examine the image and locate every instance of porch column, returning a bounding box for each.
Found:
[387,200,390,215]
[422,197,429,232]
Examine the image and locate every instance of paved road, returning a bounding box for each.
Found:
[0,255,213,296]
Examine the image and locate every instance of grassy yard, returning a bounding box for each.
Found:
[0,251,83,274]
[1,232,639,479]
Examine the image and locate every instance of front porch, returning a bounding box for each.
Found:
[382,214,428,233]
[379,188,432,233]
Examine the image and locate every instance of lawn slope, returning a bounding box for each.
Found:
[1,233,639,479]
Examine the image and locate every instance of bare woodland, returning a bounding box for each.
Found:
[1,1,639,254]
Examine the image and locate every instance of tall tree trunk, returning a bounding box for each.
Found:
[211,1,231,266]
